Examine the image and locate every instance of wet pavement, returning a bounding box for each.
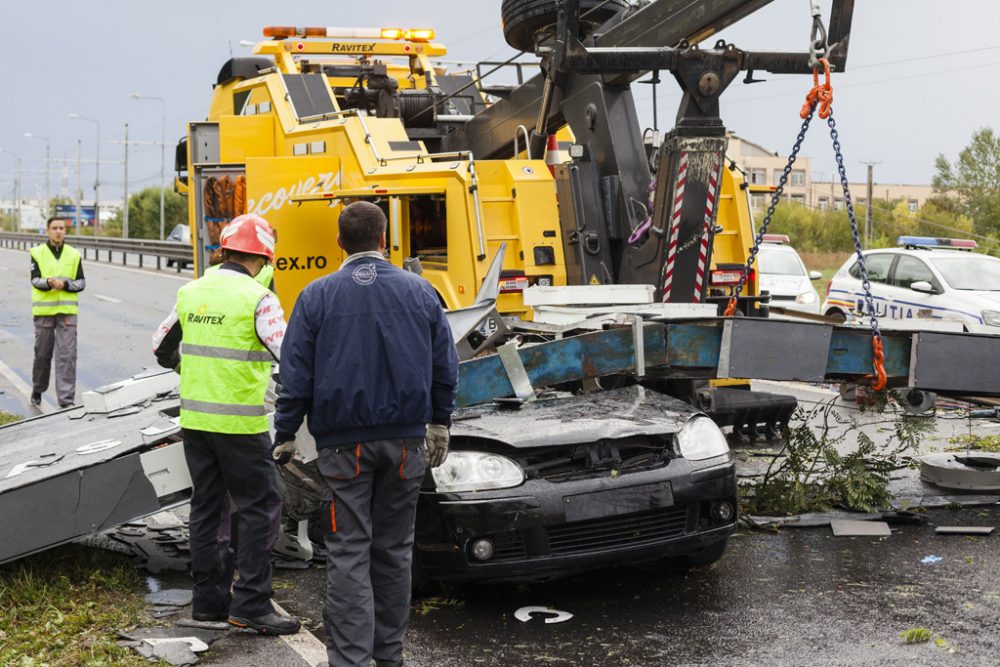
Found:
[275,505,1000,667]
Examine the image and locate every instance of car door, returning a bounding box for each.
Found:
[886,255,944,323]
[848,253,895,319]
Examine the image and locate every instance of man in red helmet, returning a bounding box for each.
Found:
[152,214,300,636]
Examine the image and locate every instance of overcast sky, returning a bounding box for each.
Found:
[2,0,997,204]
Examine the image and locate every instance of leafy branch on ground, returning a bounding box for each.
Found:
[740,393,932,516]
[0,545,147,666]
[947,433,1000,453]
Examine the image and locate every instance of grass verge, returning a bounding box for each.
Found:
[0,410,21,426]
[0,545,148,666]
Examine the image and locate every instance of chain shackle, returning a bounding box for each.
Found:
[808,0,829,70]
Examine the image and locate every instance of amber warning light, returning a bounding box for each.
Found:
[262,26,436,42]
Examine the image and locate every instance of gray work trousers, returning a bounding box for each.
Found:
[318,437,426,667]
[183,428,284,618]
[32,314,77,407]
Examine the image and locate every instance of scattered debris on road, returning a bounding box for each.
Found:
[514,606,574,624]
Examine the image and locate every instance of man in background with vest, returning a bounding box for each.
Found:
[152,213,300,636]
[273,201,458,667]
[29,217,85,409]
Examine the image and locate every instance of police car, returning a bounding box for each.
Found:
[822,236,1000,332]
[755,235,823,315]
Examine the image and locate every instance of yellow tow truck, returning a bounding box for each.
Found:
[176,23,760,318]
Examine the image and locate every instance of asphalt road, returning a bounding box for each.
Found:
[274,505,1000,667]
[0,246,183,415]
[4,247,1000,666]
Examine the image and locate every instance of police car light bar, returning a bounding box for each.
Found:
[897,236,978,250]
[761,234,790,244]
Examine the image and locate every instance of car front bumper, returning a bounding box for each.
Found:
[414,455,737,583]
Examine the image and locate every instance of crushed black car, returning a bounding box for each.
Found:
[279,384,737,585]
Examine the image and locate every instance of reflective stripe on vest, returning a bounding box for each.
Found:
[179,398,269,417]
[181,342,272,362]
[29,244,81,316]
[176,271,271,434]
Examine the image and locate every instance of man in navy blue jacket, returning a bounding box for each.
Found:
[272,201,458,667]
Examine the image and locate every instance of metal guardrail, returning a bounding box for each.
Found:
[0,231,193,272]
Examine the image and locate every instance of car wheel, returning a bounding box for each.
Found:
[825,309,846,323]
[664,538,728,569]
[500,0,630,52]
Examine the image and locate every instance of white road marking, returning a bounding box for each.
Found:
[94,293,122,303]
[0,246,190,282]
[273,600,328,665]
[0,353,57,410]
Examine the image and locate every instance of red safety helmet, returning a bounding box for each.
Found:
[220,214,275,262]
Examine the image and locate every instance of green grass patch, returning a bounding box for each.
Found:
[0,545,148,666]
[0,410,22,426]
[948,433,1000,452]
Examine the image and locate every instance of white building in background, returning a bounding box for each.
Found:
[726,133,934,212]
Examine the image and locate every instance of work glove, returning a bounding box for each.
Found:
[272,436,298,466]
[425,424,450,468]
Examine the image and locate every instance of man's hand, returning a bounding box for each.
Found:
[425,424,450,468]
[272,437,297,465]
[47,277,65,290]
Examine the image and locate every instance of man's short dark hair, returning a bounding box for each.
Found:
[46,217,69,228]
[339,202,386,254]
[222,249,263,264]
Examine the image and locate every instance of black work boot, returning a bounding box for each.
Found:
[30,392,41,406]
[191,610,229,622]
[228,610,301,635]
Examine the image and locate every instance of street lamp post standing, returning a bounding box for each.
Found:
[0,148,21,231]
[23,133,50,222]
[69,114,101,235]
[130,93,166,239]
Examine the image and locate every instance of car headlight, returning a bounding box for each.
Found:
[676,416,730,461]
[982,310,1000,327]
[431,451,525,493]
[795,291,817,304]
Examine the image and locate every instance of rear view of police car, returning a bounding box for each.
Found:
[756,235,822,315]
[822,236,1000,332]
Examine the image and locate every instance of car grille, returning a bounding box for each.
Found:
[545,505,689,555]
[517,435,674,483]
[491,531,528,560]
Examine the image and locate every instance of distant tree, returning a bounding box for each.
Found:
[933,127,1000,236]
[125,187,186,239]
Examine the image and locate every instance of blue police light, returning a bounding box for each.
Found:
[897,236,978,250]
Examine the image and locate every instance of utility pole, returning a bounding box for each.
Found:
[130,93,167,239]
[123,123,130,238]
[24,133,51,218]
[75,140,82,235]
[69,114,101,235]
[14,157,21,231]
[860,160,881,248]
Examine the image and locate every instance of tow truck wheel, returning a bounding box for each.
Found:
[501,0,630,52]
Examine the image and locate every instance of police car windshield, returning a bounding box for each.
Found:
[758,247,805,276]
[930,256,1000,290]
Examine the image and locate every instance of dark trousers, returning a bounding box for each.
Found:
[32,314,77,406]
[182,428,283,617]
[318,437,426,667]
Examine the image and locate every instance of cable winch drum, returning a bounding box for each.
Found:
[395,90,439,128]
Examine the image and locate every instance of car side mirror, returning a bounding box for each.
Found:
[910,281,938,294]
[808,270,822,281]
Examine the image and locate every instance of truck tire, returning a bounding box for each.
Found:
[501,0,630,52]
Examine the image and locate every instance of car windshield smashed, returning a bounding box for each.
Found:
[930,256,1000,290]
[758,247,805,276]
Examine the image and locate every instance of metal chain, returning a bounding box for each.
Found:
[827,110,882,342]
[728,108,816,306]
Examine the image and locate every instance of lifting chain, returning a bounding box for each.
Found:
[724,56,887,390]
[808,0,828,69]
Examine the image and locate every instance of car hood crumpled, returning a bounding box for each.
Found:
[450,385,700,448]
